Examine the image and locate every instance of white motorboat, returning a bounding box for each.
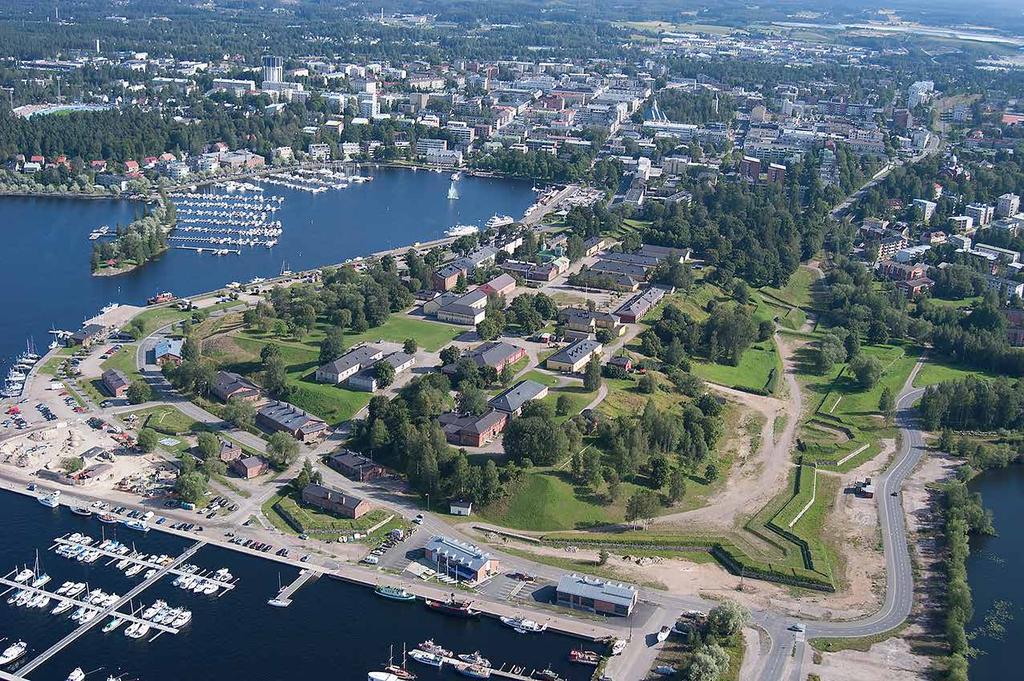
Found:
[408,650,444,668]
[65,583,86,597]
[0,641,27,665]
[102,616,125,633]
[12,568,33,583]
[67,667,86,681]
[500,616,547,633]
[125,622,149,639]
[445,224,478,237]
[38,490,61,508]
[52,599,75,615]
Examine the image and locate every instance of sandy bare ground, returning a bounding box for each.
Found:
[652,332,805,533]
[804,637,931,681]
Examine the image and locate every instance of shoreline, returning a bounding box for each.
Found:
[0,478,617,643]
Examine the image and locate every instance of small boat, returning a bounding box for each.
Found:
[98,513,118,524]
[569,649,601,666]
[71,506,93,517]
[122,518,149,533]
[418,640,452,658]
[407,650,444,668]
[457,664,491,679]
[457,651,490,667]
[0,641,27,665]
[500,616,547,633]
[13,568,33,583]
[532,669,563,681]
[610,638,627,656]
[31,573,50,588]
[656,625,671,643]
[67,668,86,681]
[425,595,479,618]
[38,491,61,508]
[369,674,400,681]
[374,585,415,602]
[103,616,126,633]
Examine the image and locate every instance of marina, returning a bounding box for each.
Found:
[0,490,604,681]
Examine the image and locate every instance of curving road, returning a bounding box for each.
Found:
[756,361,928,681]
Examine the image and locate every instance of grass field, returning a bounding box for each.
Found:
[133,307,190,336]
[691,340,780,394]
[38,348,76,376]
[264,491,393,538]
[125,405,203,436]
[99,344,140,381]
[913,358,999,387]
[762,266,818,309]
[343,315,461,351]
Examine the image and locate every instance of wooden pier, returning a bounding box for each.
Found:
[267,568,320,607]
[0,574,179,635]
[14,541,207,677]
[51,535,236,593]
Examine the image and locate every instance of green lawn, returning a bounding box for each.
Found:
[337,315,461,352]
[38,348,76,376]
[477,470,630,531]
[266,491,392,537]
[519,369,562,388]
[100,344,140,380]
[913,358,999,388]
[691,340,780,394]
[761,266,817,309]
[125,405,203,436]
[133,307,190,336]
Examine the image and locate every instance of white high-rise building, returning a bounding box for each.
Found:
[262,55,283,84]
[997,193,1021,219]
[358,92,379,118]
[908,81,934,109]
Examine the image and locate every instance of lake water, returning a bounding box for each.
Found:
[0,491,599,681]
[965,464,1024,680]
[0,167,536,377]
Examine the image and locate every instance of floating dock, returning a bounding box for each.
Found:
[14,540,207,677]
[267,568,320,607]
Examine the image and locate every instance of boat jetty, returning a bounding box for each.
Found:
[167,186,284,253]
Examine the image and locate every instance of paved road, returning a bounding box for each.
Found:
[756,360,927,681]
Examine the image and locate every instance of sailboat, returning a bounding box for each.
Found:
[447,181,459,201]
[384,644,417,679]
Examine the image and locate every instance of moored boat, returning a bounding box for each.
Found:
[568,649,601,666]
[456,664,491,679]
[500,615,547,633]
[38,491,61,508]
[417,639,453,658]
[374,585,415,602]
[67,667,86,681]
[98,513,118,524]
[70,506,92,517]
[407,650,444,668]
[0,641,27,665]
[424,595,479,618]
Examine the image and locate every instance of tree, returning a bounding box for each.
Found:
[175,471,208,505]
[638,373,657,394]
[625,489,659,527]
[263,355,290,397]
[403,338,418,355]
[850,354,882,390]
[606,469,621,502]
[708,600,751,637]
[556,394,573,416]
[293,458,315,492]
[61,456,84,474]
[224,398,256,429]
[137,427,158,453]
[439,345,461,366]
[815,333,847,375]
[584,356,602,392]
[597,549,609,566]
[688,642,730,681]
[318,326,346,366]
[181,335,200,362]
[126,380,153,404]
[668,468,687,503]
[649,455,670,489]
[704,462,719,483]
[202,457,227,478]
[879,386,895,423]
[267,432,299,469]
[374,360,397,388]
[757,319,774,342]
[458,386,489,415]
[196,432,220,460]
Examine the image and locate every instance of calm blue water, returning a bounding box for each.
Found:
[0,167,535,376]
[0,491,598,681]
[966,464,1024,680]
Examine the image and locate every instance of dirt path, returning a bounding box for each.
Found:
[653,331,804,531]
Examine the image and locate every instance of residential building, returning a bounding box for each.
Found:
[314,345,385,384]
[556,573,637,617]
[436,302,486,326]
[488,380,549,416]
[231,456,267,479]
[218,440,242,464]
[212,371,261,403]
[948,215,973,233]
[767,163,786,183]
[913,198,937,223]
[101,369,130,397]
[878,260,928,282]
[546,338,603,373]
[153,338,184,366]
[500,260,559,282]
[965,203,995,227]
[973,243,1020,264]
[997,193,1020,219]
[423,535,499,585]
[68,323,107,348]
[432,263,466,291]
[985,275,1024,300]
[261,55,283,84]
[425,148,463,167]
[449,500,473,516]
[615,287,667,323]
[301,483,372,519]
[347,351,415,392]
[1005,309,1024,347]
[739,156,761,182]
[326,450,385,481]
[559,307,624,338]
[256,401,329,441]
[458,341,526,372]
[479,273,516,297]
[439,409,508,447]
